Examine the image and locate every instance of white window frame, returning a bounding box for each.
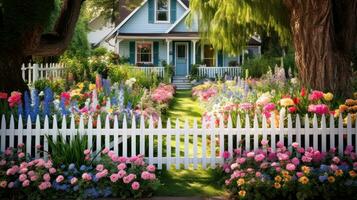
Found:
[202,44,216,67]
[155,0,170,23]
[135,41,154,64]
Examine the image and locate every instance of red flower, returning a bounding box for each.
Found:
[293,97,300,105]
[288,106,298,113]
[0,92,8,100]
[301,88,306,97]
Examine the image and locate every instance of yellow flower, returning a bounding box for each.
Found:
[349,170,357,178]
[335,169,343,177]
[89,84,96,91]
[284,175,292,182]
[280,98,295,107]
[274,182,281,189]
[238,190,246,197]
[328,176,335,183]
[274,176,282,182]
[298,176,309,184]
[237,178,245,186]
[281,170,289,177]
[301,166,310,174]
[77,82,84,90]
[108,108,113,114]
[323,92,334,101]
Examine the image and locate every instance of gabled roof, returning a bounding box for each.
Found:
[166,9,191,33]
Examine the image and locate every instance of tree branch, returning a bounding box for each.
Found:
[24,0,85,56]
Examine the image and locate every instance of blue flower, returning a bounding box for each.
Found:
[59,96,69,116]
[61,164,66,169]
[80,165,86,171]
[319,175,328,183]
[73,185,79,191]
[320,164,329,172]
[102,187,112,197]
[68,163,76,171]
[24,91,31,120]
[339,164,350,172]
[43,88,53,117]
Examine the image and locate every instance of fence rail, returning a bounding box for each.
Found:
[21,63,66,85]
[1,113,356,170]
[132,67,165,78]
[198,66,242,78]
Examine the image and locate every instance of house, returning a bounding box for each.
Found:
[97,0,261,81]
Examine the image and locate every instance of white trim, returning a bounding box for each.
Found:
[174,42,189,76]
[135,41,154,65]
[155,0,170,23]
[97,0,148,46]
[177,0,189,10]
[117,35,200,40]
[166,9,190,33]
[251,35,262,43]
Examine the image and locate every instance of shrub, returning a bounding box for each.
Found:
[242,56,280,78]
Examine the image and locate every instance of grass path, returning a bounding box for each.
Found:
[156,90,226,197]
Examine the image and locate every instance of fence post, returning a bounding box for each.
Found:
[21,64,26,82]
[32,63,39,84]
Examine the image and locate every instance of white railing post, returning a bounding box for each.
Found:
[32,63,39,84]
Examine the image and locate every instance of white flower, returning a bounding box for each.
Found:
[290,78,298,85]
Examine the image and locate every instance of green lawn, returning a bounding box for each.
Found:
[156,90,226,197]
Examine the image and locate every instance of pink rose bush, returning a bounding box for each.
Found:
[220,141,357,199]
[0,145,160,199]
[151,84,175,104]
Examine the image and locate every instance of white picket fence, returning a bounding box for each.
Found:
[132,67,165,78]
[198,66,242,78]
[21,63,66,85]
[1,113,356,170]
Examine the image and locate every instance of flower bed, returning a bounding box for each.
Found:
[0,75,175,126]
[221,142,357,199]
[0,145,159,199]
[192,67,357,127]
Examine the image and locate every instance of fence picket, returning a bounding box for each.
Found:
[17,115,23,146]
[105,115,110,149]
[157,117,163,170]
[227,115,233,156]
[193,118,198,169]
[210,117,216,168]
[347,114,352,146]
[96,115,102,154]
[131,115,137,156]
[149,116,154,165]
[35,116,41,158]
[122,115,127,157]
[271,113,276,150]
[236,115,242,151]
[296,115,301,146]
[287,114,292,150]
[166,119,172,170]
[279,112,284,146]
[88,116,93,151]
[338,114,343,154]
[175,119,180,169]
[304,114,310,149]
[140,115,145,155]
[26,115,32,156]
[321,115,327,152]
[202,118,207,169]
[43,116,49,160]
[245,114,250,151]
[219,116,224,163]
[113,115,119,156]
[312,114,318,150]
[262,115,267,147]
[9,115,15,148]
[1,115,5,152]
[253,115,259,150]
[184,119,189,169]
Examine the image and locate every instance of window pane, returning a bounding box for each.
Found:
[136,42,152,63]
[157,11,168,21]
[203,45,216,66]
[177,45,186,58]
[157,0,168,10]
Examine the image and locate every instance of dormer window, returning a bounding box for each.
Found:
[155,0,170,23]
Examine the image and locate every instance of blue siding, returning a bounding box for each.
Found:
[119,1,187,34]
[172,14,199,32]
[224,54,240,66]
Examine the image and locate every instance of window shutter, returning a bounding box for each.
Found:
[196,43,201,64]
[170,0,176,23]
[218,50,223,67]
[148,0,154,23]
[129,41,136,65]
[153,42,159,66]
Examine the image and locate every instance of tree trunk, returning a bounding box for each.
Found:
[284,0,357,97]
[0,51,28,93]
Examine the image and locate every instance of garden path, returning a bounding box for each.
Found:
[156,90,226,198]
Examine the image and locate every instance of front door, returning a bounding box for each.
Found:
[175,43,188,76]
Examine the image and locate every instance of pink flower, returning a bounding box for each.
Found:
[30,175,38,181]
[276,141,284,148]
[146,165,156,172]
[141,171,151,180]
[84,149,91,155]
[247,152,255,158]
[0,181,7,188]
[117,163,127,170]
[5,148,12,156]
[49,167,56,174]
[237,158,246,164]
[332,156,340,164]
[20,167,28,174]
[108,151,115,158]
[19,174,27,182]
[22,180,30,187]
[8,91,22,107]
[254,154,265,162]
[296,172,303,177]
[18,143,24,148]
[292,157,300,166]
[36,144,42,149]
[96,164,104,171]
[131,181,140,190]
[18,152,25,158]
[118,170,126,178]
[277,153,289,161]
[8,182,14,189]
[263,103,275,113]
[239,103,253,111]
[308,104,329,115]
[255,172,262,178]
[298,147,305,154]
[56,175,64,183]
[110,174,119,183]
[38,182,51,190]
[222,151,231,159]
[309,90,324,101]
[261,140,269,146]
[118,156,127,163]
[70,177,78,185]
[27,170,35,177]
[82,173,92,181]
[102,147,109,154]
[0,160,6,166]
[292,142,299,148]
[149,173,156,180]
[95,169,108,179]
[43,173,51,182]
[286,163,296,171]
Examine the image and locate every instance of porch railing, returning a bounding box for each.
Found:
[132,67,165,78]
[21,63,66,85]
[198,66,242,78]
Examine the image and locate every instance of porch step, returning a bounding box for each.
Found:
[172,76,192,90]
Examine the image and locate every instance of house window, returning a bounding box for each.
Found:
[203,45,216,67]
[156,0,169,22]
[136,42,153,64]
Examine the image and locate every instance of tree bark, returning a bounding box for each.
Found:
[284,0,357,97]
[0,0,84,93]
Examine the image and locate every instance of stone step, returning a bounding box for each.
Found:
[172,79,191,83]
[173,76,189,80]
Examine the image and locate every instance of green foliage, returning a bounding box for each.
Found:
[242,56,280,78]
[64,16,90,59]
[188,0,291,56]
[108,64,159,89]
[190,64,200,80]
[162,61,174,83]
[34,79,66,94]
[46,133,88,167]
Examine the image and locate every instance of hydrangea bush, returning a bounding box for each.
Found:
[0,145,160,199]
[221,142,357,200]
